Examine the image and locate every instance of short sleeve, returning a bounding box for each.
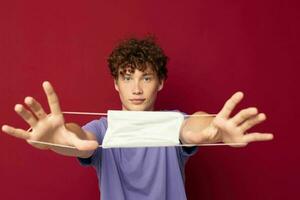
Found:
[77,117,107,167]
[176,110,199,160]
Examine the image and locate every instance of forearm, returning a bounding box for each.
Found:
[50,123,97,158]
[50,145,94,157]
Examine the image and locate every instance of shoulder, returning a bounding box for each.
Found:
[82,117,108,143]
[164,109,188,120]
[83,117,107,129]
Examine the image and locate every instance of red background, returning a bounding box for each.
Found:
[0,0,299,199]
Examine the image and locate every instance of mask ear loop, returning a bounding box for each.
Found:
[62,111,217,117]
[26,111,247,148]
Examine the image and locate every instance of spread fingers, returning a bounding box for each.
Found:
[14,104,37,127]
[24,97,47,119]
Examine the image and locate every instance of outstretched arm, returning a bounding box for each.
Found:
[2,81,99,157]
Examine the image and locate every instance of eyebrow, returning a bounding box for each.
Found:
[143,72,154,76]
[123,72,154,76]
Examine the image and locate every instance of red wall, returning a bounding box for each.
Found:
[0,0,299,199]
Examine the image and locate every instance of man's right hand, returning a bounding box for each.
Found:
[2,81,98,153]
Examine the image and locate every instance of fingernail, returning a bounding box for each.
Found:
[25,97,33,105]
[259,113,266,120]
[2,125,8,132]
[43,81,50,88]
[238,91,243,96]
[14,104,23,112]
[251,107,258,114]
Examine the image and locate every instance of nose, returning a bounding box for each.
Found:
[132,80,143,95]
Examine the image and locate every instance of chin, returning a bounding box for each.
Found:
[127,107,147,111]
[123,104,153,111]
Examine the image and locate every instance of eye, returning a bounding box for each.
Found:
[124,76,132,81]
[144,77,152,82]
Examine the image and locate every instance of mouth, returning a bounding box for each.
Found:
[130,98,146,105]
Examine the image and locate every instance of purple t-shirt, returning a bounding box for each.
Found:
[78,112,198,200]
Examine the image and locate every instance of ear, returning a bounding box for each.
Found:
[114,79,119,92]
[158,79,164,91]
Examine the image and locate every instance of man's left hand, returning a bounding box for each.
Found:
[181,92,274,147]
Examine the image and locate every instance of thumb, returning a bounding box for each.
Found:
[212,117,227,130]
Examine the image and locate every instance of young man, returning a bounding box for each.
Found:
[2,36,273,200]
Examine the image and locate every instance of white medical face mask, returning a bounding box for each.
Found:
[102,110,185,148]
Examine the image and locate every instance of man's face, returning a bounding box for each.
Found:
[114,65,164,111]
